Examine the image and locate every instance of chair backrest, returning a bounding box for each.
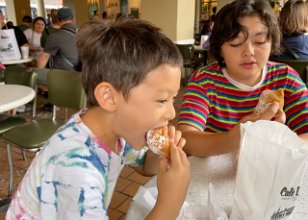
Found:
[47,69,86,110]
[270,57,308,84]
[4,66,37,89]
[4,66,38,118]
[176,44,194,61]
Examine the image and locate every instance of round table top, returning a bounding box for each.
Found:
[1,57,33,65]
[0,84,35,113]
[126,154,237,220]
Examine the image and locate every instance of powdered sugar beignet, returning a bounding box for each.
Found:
[255,89,284,114]
[146,126,170,158]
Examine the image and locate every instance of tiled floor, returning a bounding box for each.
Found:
[0,86,185,220]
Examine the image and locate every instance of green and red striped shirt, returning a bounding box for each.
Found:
[178,62,308,134]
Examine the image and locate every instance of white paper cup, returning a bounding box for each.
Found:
[20,46,29,59]
[200,35,209,46]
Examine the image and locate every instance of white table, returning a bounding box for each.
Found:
[0,84,35,113]
[1,57,33,65]
[0,84,35,212]
[126,154,308,219]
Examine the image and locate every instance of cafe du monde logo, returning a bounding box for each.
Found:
[270,186,300,220]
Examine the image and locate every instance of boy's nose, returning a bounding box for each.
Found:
[166,105,176,121]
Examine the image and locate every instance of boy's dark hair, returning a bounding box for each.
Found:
[76,18,183,107]
[209,0,281,67]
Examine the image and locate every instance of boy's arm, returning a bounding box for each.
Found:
[145,143,190,220]
[179,102,285,157]
[132,151,160,176]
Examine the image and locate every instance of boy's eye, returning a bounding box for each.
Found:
[157,99,167,104]
[156,96,178,104]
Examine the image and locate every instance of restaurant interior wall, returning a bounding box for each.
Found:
[141,0,195,44]
[63,0,88,28]
[102,0,140,20]
[200,0,217,20]
[3,0,31,25]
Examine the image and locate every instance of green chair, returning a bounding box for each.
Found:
[0,66,37,134]
[1,69,86,196]
[270,57,308,85]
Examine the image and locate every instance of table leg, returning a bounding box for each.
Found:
[6,143,13,196]
[0,143,13,213]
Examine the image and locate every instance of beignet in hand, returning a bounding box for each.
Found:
[255,89,284,114]
[146,126,170,159]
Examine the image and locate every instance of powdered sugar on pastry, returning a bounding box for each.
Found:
[146,126,170,158]
[255,89,284,114]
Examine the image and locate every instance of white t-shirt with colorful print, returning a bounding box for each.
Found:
[6,110,148,220]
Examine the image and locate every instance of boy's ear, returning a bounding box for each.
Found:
[94,82,118,112]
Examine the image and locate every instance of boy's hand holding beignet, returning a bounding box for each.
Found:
[146,126,186,159]
[148,127,190,219]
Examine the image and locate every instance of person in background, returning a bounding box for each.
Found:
[210,6,217,22]
[37,7,80,71]
[200,19,213,49]
[200,19,213,36]
[17,15,32,32]
[49,9,61,29]
[36,7,80,111]
[6,21,14,28]
[273,0,308,60]
[6,17,190,220]
[0,10,28,48]
[116,12,123,20]
[102,11,108,19]
[45,13,52,27]
[92,10,100,19]
[178,0,308,157]
[23,17,47,62]
[41,9,61,48]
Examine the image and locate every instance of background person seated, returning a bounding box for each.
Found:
[272,0,308,60]
[17,15,32,32]
[24,17,47,64]
[37,7,80,71]
[0,10,28,48]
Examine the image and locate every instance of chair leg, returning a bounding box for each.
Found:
[65,107,68,121]
[22,149,27,161]
[6,143,14,197]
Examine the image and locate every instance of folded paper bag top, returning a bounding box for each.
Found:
[230,120,308,220]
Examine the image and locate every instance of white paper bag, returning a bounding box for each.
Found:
[0,29,21,61]
[230,121,308,220]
